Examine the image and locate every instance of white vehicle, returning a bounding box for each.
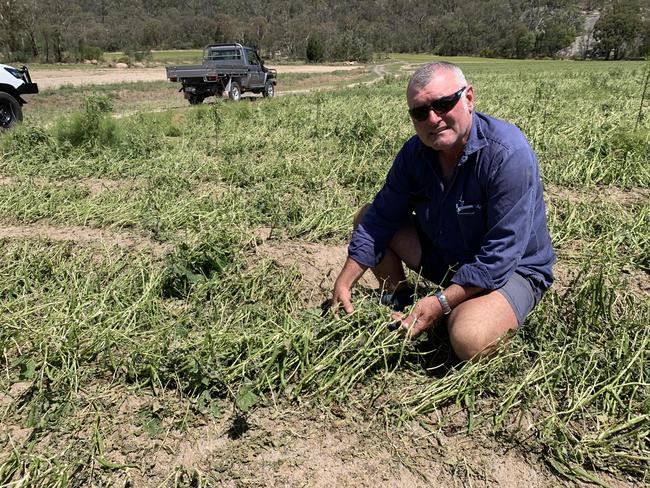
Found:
[0,63,38,130]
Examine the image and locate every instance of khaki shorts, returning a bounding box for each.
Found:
[496,271,545,326]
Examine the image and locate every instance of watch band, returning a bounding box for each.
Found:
[434,291,452,315]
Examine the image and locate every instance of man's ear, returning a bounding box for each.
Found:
[465,85,475,112]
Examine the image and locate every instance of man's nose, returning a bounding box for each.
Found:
[426,109,443,124]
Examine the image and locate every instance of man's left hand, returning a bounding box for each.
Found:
[391,296,443,337]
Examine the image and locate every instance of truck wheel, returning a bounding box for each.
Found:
[0,92,22,131]
[188,95,204,105]
[263,81,275,98]
[229,82,241,102]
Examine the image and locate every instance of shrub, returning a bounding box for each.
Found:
[306,36,325,63]
[56,94,117,147]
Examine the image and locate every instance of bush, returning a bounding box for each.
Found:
[327,31,373,63]
[0,125,56,164]
[56,94,117,147]
[74,42,104,62]
[306,36,325,63]
[124,48,153,62]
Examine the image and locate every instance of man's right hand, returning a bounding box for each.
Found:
[331,283,354,314]
[328,257,368,315]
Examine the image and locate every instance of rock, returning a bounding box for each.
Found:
[84,60,92,65]
[133,62,145,68]
[115,62,129,69]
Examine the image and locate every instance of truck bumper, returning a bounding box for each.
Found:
[18,83,38,95]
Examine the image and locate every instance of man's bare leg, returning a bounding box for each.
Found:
[353,205,421,293]
[447,290,519,361]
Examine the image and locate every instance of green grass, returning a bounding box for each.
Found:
[0,59,648,486]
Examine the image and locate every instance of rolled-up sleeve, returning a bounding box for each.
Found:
[348,149,414,267]
[451,146,538,290]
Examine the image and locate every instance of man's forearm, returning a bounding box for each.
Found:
[335,257,368,290]
[441,283,484,309]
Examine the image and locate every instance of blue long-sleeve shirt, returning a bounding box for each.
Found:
[348,111,556,291]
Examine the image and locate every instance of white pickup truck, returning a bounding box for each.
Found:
[0,64,39,130]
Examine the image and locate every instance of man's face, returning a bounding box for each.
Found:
[407,71,474,154]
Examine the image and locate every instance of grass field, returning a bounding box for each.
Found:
[0,58,648,487]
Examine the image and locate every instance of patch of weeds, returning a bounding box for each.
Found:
[137,406,164,438]
[335,110,380,146]
[56,93,117,147]
[0,125,57,166]
[160,232,239,299]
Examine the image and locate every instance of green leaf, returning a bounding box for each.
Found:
[143,416,162,437]
[235,388,258,412]
[19,359,36,380]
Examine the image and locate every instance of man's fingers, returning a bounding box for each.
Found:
[398,308,432,337]
[406,319,429,337]
[340,297,354,314]
[327,293,354,316]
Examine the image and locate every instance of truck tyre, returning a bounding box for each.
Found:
[263,81,275,98]
[188,94,204,105]
[0,92,22,131]
[229,82,241,102]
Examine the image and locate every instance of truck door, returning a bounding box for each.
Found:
[246,49,265,87]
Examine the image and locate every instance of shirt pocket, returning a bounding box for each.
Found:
[456,202,485,252]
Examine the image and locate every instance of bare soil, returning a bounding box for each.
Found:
[0,219,169,257]
[0,176,135,197]
[251,228,376,306]
[31,65,365,90]
[546,184,650,206]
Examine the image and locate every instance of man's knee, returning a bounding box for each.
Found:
[447,292,519,361]
[353,204,371,230]
[447,317,491,361]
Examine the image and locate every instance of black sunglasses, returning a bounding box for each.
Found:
[408,86,467,121]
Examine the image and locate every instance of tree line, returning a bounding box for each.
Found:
[1,0,648,63]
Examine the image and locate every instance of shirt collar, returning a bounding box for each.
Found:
[456,111,488,166]
[462,111,488,158]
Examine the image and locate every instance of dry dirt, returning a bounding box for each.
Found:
[0,219,169,257]
[30,65,364,90]
[546,184,650,206]
[251,228,377,306]
[0,175,135,197]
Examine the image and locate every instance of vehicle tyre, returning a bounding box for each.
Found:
[188,94,204,105]
[263,81,275,98]
[0,92,22,131]
[229,82,241,102]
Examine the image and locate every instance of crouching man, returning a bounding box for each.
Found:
[330,62,556,361]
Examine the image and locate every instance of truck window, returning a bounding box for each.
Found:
[246,50,260,65]
[208,49,242,61]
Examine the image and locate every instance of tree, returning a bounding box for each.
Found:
[305,35,324,62]
[593,1,643,59]
[640,19,650,56]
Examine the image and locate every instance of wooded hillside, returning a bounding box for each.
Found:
[1,0,649,62]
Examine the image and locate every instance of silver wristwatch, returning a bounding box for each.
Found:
[434,291,451,315]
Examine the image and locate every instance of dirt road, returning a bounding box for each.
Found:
[30,64,364,90]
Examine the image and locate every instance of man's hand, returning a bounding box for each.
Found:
[328,257,368,315]
[391,296,442,337]
[331,283,354,314]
